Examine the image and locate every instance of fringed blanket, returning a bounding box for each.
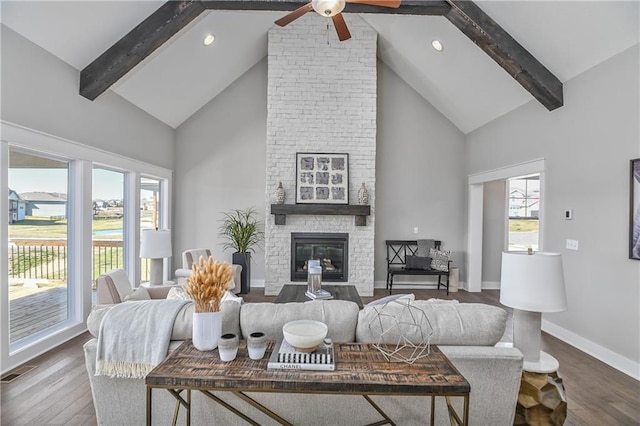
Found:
[95,299,191,379]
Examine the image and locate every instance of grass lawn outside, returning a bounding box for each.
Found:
[508,219,539,232]
[9,215,125,239]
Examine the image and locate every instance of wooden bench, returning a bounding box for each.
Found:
[386,240,451,295]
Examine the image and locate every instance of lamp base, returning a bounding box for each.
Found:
[149,258,164,285]
[523,351,560,373]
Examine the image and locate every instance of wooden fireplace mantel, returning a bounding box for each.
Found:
[270,204,371,226]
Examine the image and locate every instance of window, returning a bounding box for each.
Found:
[1,122,172,374]
[7,149,70,344]
[140,177,162,282]
[92,168,125,306]
[507,174,540,251]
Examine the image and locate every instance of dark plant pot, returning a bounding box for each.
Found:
[232,252,251,294]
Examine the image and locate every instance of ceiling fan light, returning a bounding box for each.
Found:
[312,0,346,17]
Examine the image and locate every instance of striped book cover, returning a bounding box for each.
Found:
[267,340,335,371]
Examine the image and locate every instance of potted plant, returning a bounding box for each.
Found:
[218,207,264,294]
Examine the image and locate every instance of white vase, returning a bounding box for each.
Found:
[192,311,222,351]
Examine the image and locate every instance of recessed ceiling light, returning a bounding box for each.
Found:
[203,34,215,46]
[431,40,443,52]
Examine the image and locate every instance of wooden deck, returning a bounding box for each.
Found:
[9,287,97,342]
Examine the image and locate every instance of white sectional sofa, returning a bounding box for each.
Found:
[84,299,522,425]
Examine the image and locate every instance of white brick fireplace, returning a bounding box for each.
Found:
[264,15,377,296]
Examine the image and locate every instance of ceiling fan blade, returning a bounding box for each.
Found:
[346,0,401,8]
[275,3,314,27]
[332,14,352,41]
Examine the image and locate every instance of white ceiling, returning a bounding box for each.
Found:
[2,1,638,133]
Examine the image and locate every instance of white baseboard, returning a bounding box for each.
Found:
[250,279,265,288]
[482,281,501,290]
[542,319,640,380]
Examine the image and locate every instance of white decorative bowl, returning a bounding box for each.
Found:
[282,320,328,352]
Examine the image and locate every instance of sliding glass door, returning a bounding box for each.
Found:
[7,149,70,345]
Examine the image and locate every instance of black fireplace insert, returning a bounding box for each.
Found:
[291,233,348,282]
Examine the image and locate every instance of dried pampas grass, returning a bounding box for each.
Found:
[183,256,232,313]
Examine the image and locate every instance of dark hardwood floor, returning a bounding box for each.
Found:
[1,289,638,425]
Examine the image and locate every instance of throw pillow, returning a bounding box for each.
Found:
[405,255,431,270]
[123,286,151,301]
[167,285,191,300]
[364,293,415,309]
[429,248,451,272]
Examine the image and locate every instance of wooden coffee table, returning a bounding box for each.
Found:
[146,340,470,425]
[275,284,363,309]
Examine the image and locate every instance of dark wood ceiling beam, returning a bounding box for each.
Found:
[80,0,563,113]
[80,1,206,100]
[445,0,563,111]
[201,0,451,15]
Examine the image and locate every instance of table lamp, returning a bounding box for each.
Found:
[500,251,567,372]
[140,229,172,285]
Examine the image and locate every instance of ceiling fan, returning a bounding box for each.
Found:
[275,0,401,42]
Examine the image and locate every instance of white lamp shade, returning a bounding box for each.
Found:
[140,229,172,259]
[500,252,567,313]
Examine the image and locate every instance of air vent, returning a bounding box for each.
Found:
[1,365,37,383]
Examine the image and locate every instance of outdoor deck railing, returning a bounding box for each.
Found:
[8,239,149,281]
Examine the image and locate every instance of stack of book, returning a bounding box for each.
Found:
[267,339,335,371]
[305,289,333,300]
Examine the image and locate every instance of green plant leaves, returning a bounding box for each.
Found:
[218,207,264,254]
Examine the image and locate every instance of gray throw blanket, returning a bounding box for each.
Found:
[416,239,435,257]
[95,299,191,379]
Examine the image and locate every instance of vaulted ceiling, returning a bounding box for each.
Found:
[2,1,638,133]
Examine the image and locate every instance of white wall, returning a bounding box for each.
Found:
[0,25,174,169]
[173,59,268,282]
[375,62,466,285]
[482,180,506,288]
[466,45,640,377]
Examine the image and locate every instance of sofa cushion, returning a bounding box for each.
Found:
[240,300,359,342]
[356,301,506,346]
[123,286,151,301]
[86,300,241,340]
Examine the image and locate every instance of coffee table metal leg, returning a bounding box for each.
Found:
[362,395,396,426]
[200,390,263,425]
[430,396,435,426]
[146,386,152,426]
[463,395,469,426]
[186,390,191,426]
[233,391,293,426]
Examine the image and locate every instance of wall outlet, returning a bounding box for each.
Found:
[566,239,579,250]
[413,227,419,234]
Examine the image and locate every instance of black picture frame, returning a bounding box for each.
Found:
[295,153,349,204]
[630,158,640,260]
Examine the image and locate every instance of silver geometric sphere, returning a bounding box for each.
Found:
[367,298,433,364]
